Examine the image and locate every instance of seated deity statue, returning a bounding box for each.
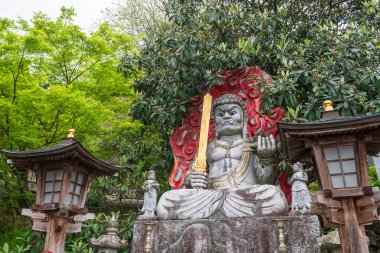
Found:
[157,94,288,219]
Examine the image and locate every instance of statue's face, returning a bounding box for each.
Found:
[148,172,155,180]
[293,163,302,172]
[214,103,243,136]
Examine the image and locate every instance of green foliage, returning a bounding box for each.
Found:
[0,6,142,246]
[67,238,95,253]
[17,231,45,253]
[0,7,135,154]
[0,163,34,234]
[86,151,170,215]
[0,229,44,253]
[283,105,308,123]
[121,0,380,134]
[0,243,10,253]
[368,165,380,187]
[308,181,320,192]
[102,0,166,36]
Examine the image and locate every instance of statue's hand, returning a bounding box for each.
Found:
[190,172,208,189]
[257,135,276,165]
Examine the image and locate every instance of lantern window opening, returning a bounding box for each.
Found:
[43,170,63,204]
[66,171,84,206]
[323,144,359,189]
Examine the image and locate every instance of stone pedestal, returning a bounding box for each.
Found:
[132,215,320,253]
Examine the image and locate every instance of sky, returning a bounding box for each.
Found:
[0,0,116,31]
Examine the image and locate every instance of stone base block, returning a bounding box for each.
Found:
[132,214,320,253]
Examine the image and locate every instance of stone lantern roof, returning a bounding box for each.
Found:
[3,136,119,176]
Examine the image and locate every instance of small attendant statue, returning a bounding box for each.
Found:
[288,162,311,213]
[138,170,160,220]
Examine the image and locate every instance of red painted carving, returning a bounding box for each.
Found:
[169,66,290,199]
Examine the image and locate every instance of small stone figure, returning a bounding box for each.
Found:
[138,170,160,220]
[288,162,312,213]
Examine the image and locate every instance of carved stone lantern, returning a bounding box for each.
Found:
[89,214,129,253]
[2,129,119,253]
[278,101,380,253]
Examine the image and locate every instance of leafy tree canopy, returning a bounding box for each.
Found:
[0,7,136,153]
[121,0,380,135]
[102,0,165,36]
[0,7,140,232]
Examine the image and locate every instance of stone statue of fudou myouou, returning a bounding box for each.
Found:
[157,94,288,219]
[138,170,160,220]
[288,162,311,213]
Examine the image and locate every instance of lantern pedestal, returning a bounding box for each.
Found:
[22,209,95,253]
[312,187,380,253]
[45,214,69,253]
[339,198,368,253]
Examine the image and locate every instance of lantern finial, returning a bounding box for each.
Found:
[323,100,334,111]
[67,129,76,138]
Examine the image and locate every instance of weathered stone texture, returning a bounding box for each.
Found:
[132,215,320,253]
